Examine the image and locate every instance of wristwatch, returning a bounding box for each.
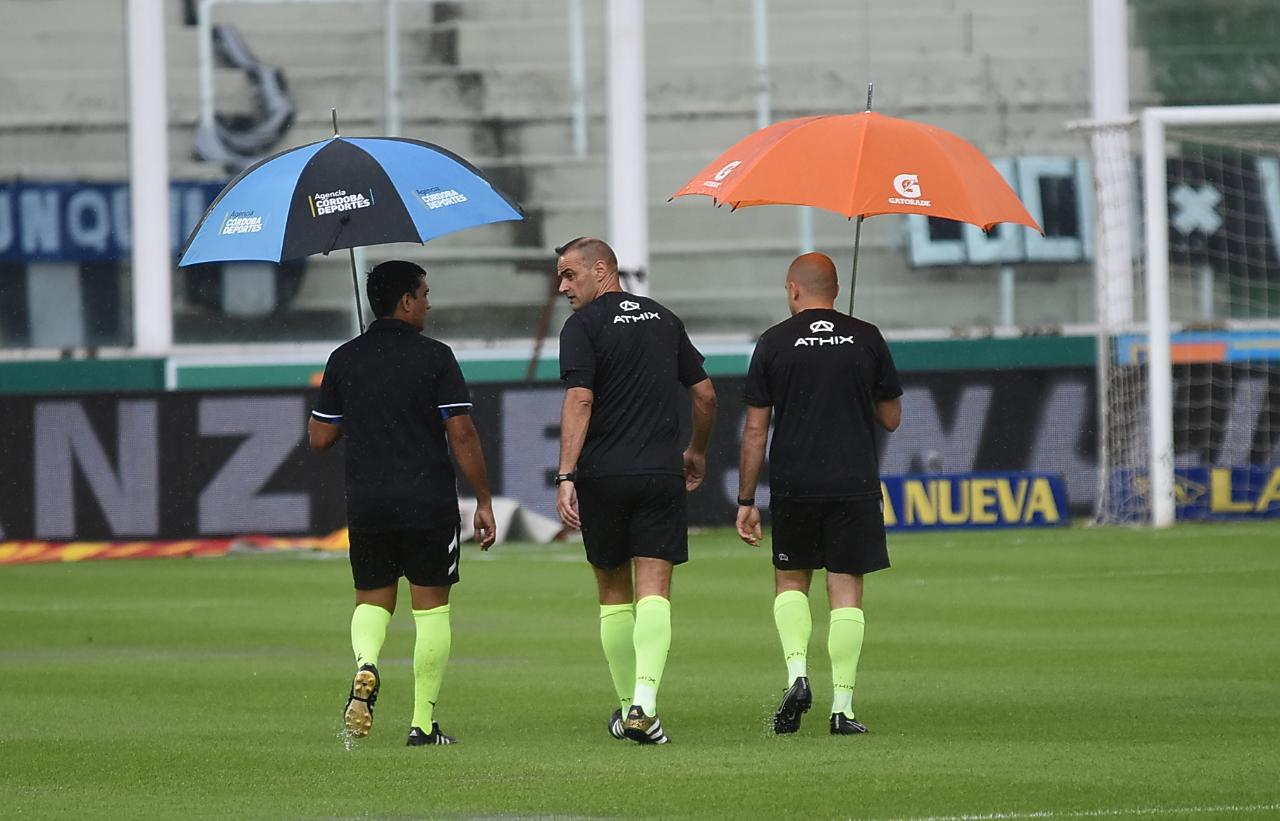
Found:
[737,496,756,507]
[555,472,577,485]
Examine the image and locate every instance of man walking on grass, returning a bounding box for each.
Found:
[553,237,717,745]
[735,252,902,735]
[309,260,497,747]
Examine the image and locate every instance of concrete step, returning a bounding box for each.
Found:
[451,8,1087,65]
[2,0,128,32]
[0,64,491,126]
[0,29,196,72]
[457,0,977,22]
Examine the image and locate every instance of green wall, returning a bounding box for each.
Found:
[0,335,1096,395]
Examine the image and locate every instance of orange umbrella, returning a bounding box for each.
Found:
[670,110,1041,309]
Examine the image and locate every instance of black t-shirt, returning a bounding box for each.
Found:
[313,318,472,531]
[559,291,708,477]
[744,308,902,501]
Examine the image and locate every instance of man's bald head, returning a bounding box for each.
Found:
[555,236,617,273]
[786,252,839,302]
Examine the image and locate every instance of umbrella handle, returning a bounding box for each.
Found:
[348,247,366,333]
[848,215,863,315]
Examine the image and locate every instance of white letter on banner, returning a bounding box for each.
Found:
[962,158,1025,264]
[168,187,186,252]
[180,186,209,248]
[198,397,310,534]
[19,188,61,255]
[906,214,966,266]
[500,388,563,521]
[0,190,13,252]
[720,409,773,508]
[1018,156,1086,263]
[1028,378,1095,508]
[66,189,111,254]
[1255,157,1280,264]
[34,400,160,538]
[111,186,131,252]
[880,386,991,474]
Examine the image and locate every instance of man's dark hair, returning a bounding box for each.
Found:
[366,260,425,318]
[555,236,617,272]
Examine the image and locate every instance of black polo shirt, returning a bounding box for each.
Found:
[559,291,707,477]
[313,318,472,531]
[744,308,901,501]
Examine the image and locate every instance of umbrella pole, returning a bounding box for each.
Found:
[847,215,863,314]
[845,82,872,315]
[348,247,366,333]
[332,107,367,334]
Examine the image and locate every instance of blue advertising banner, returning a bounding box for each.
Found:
[0,181,226,262]
[1108,466,1280,521]
[880,472,1070,530]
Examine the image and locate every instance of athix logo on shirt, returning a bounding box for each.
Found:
[701,160,742,190]
[417,187,468,210]
[309,189,373,217]
[888,173,932,207]
[614,304,660,324]
[794,320,855,347]
[219,210,263,235]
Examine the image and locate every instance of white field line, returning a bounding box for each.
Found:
[884,801,1280,821]
[907,565,1280,585]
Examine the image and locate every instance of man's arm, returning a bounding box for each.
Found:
[445,414,496,550]
[682,377,717,491]
[736,404,771,546]
[308,417,342,452]
[556,386,594,528]
[875,397,902,432]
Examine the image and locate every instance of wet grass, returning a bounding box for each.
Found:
[2,524,1279,820]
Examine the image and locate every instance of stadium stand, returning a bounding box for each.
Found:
[0,0,1151,343]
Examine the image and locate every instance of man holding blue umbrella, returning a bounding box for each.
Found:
[309,260,496,747]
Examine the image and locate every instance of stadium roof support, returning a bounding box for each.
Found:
[128,0,173,353]
[606,0,649,296]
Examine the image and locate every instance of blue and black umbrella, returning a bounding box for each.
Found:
[179,132,524,329]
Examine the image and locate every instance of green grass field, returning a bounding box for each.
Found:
[3,524,1279,820]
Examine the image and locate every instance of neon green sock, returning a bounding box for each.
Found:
[351,603,392,668]
[411,604,451,730]
[632,595,671,714]
[773,590,811,684]
[829,607,866,718]
[599,604,636,712]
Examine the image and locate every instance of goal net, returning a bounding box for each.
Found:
[1086,105,1280,525]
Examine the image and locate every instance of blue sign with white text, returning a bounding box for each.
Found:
[0,181,227,263]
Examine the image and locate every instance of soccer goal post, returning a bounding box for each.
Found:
[1086,104,1280,527]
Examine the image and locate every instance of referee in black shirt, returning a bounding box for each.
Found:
[309,260,496,747]
[736,252,902,736]
[553,237,717,745]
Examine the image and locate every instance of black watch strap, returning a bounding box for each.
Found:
[737,496,756,507]
[555,472,577,485]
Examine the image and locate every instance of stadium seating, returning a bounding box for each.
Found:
[0,0,1137,342]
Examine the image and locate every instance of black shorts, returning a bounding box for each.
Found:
[575,474,688,570]
[348,520,461,590]
[769,497,890,575]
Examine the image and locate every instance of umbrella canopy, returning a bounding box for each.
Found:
[671,112,1040,233]
[180,135,524,266]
